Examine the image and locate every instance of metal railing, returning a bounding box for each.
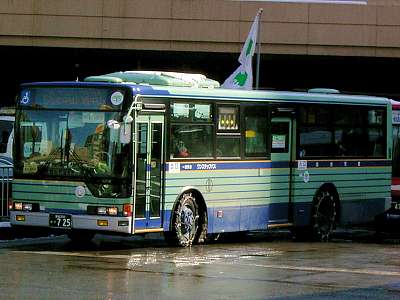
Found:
[0,164,12,218]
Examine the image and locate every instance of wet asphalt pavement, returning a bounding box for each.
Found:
[0,231,400,300]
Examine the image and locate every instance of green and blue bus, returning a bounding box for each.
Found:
[10,71,392,245]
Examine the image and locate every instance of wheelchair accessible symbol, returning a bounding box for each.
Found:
[20,90,31,105]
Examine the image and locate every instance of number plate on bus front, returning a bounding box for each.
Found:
[49,214,72,228]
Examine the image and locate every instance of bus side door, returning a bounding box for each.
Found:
[133,114,165,232]
[270,117,295,226]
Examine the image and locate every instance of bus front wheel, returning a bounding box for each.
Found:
[169,192,200,247]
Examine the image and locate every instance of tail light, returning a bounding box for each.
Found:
[8,199,13,210]
[123,204,132,217]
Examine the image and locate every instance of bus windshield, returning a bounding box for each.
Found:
[14,109,131,197]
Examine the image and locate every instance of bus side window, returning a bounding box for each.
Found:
[244,107,269,157]
[216,105,240,158]
[170,125,213,158]
[170,101,214,159]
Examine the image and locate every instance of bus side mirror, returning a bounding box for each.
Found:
[120,123,131,144]
[119,115,133,144]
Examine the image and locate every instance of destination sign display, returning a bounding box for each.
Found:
[19,87,127,110]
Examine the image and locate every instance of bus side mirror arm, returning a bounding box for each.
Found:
[120,94,141,144]
[123,94,142,124]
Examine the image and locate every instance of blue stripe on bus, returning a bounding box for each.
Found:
[166,161,272,171]
[165,159,391,172]
[165,172,390,181]
[162,202,299,233]
[162,197,386,233]
[166,174,286,181]
[306,160,391,168]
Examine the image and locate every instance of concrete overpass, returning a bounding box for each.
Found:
[1,0,400,103]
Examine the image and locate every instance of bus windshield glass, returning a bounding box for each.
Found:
[14,87,132,198]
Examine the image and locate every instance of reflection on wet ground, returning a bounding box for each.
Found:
[1,229,400,299]
[3,227,400,252]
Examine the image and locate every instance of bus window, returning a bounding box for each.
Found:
[170,101,214,159]
[171,102,212,122]
[367,109,385,157]
[299,105,386,158]
[299,106,332,157]
[21,122,47,158]
[244,107,268,157]
[171,125,213,158]
[216,135,240,158]
[216,105,240,158]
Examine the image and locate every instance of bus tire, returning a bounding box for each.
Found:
[170,192,200,247]
[311,186,338,241]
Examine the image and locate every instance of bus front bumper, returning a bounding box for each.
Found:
[9,211,132,234]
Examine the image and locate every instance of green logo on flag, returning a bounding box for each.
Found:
[234,71,248,86]
[245,39,253,56]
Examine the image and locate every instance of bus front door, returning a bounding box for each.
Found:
[134,114,164,232]
[270,117,295,227]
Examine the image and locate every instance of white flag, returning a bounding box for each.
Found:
[221,61,253,90]
[238,13,259,66]
[222,10,261,90]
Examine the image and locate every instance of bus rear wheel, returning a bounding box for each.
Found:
[311,187,337,241]
[169,192,200,247]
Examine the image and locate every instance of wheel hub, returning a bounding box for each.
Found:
[180,205,195,237]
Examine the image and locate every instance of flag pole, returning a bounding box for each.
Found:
[255,8,263,90]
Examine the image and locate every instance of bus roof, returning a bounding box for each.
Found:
[84,71,221,88]
[21,80,390,107]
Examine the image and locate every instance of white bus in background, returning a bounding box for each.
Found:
[0,107,14,166]
[0,107,14,218]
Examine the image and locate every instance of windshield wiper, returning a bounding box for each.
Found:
[35,146,63,175]
[67,148,97,181]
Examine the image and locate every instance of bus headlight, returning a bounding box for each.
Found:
[14,202,23,210]
[97,207,107,215]
[107,207,118,216]
[23,203,33,211]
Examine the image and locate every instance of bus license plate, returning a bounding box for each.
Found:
[49,214,72,228]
